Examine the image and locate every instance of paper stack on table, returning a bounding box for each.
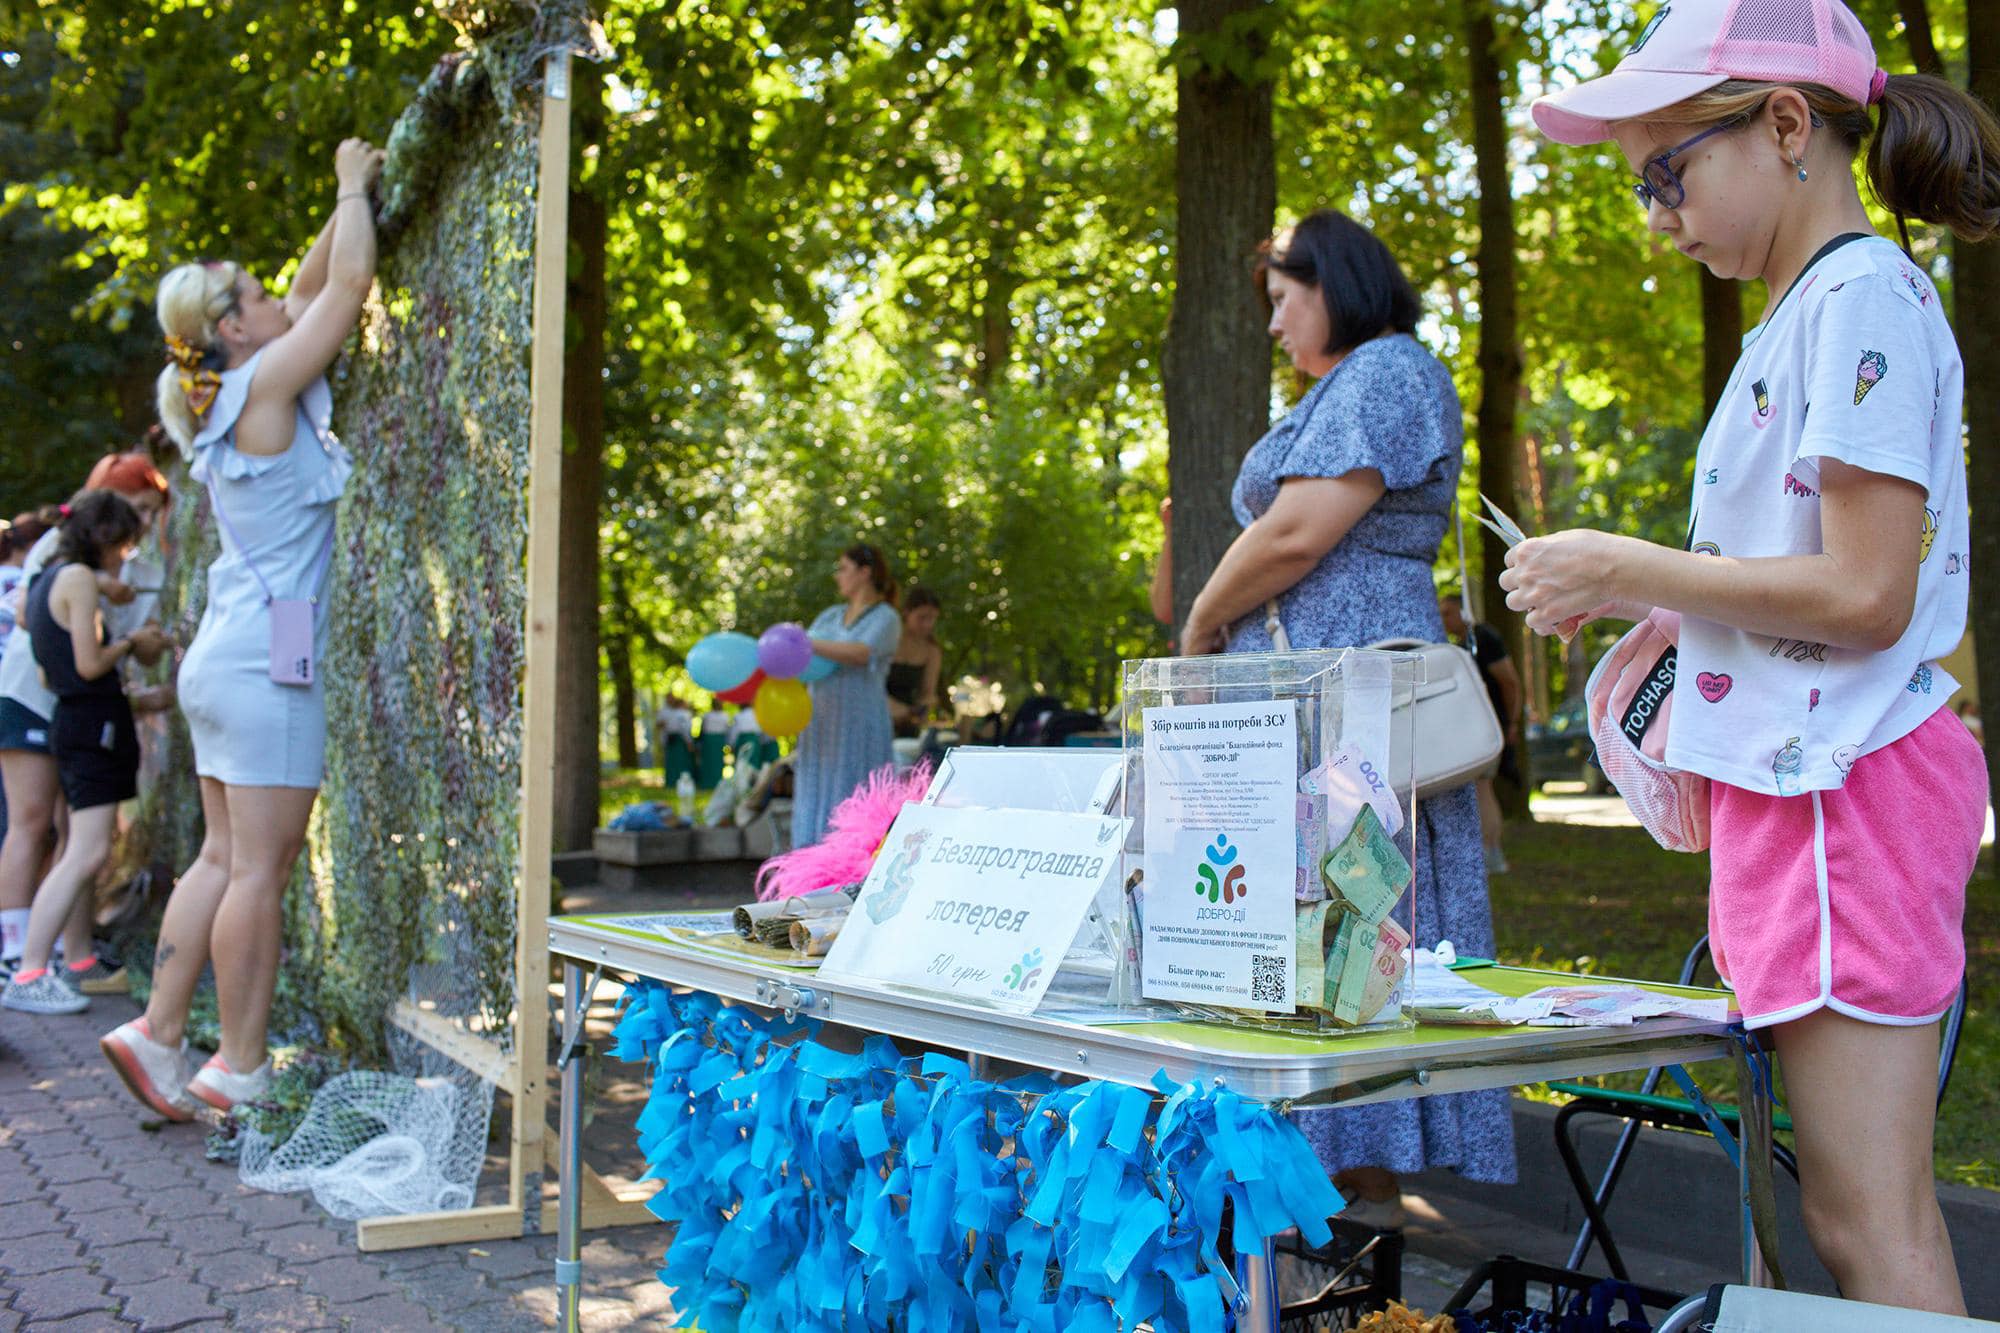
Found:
[1407,950,1728,1026]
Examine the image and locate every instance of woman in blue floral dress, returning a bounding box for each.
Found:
[791,544,903,847]
[1181,210,1516,1225]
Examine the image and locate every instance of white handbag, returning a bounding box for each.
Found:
[1366,637,1504,799]
[1261,604,1503,799]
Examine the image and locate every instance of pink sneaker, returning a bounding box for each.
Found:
[186,1053,272,1113]
[99,1018,196,1122]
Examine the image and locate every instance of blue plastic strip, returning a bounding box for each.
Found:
[608,979,1349,1331]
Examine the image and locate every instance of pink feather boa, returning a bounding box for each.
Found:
[754,761,934,901]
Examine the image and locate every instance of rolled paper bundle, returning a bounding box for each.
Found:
[1295,792,1328,902]
[1293,900,1334,1008]
[1320,806,1410,925]
[733,899,785,939]
[790,915,844,956]
[733,888,855,938]
[754,916,798,947]
[788,887,857,915]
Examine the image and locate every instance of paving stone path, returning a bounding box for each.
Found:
[0,992,679,1331]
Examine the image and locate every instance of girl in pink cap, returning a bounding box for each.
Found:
[1508,0,1997,1313]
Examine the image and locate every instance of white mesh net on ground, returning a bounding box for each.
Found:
[236,1017,496,1221]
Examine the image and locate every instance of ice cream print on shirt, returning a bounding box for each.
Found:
[1899,262,1933,306]
[1667,238,1970,795]
[1773,736,1805,796]
[1750,378,1774,429]
[1854,349,1888,405]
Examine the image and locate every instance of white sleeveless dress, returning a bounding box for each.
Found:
[177,352,352,788]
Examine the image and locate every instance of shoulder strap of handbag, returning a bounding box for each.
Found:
[207,484,336,608]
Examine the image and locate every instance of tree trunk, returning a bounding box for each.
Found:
[1901,0,1946,75]
[1963,0,2000,804]
[1699,269,1741,418]
[1164,0,1277,628]
[605,569,639,770]
[552,61,607,851]
[1463,0,1530,816]
[974,245,1018,396]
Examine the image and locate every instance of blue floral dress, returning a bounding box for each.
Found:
[790,601,902,847]
[1229,333,1516,1185]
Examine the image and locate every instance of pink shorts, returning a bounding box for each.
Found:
[1708,707,1986,1029]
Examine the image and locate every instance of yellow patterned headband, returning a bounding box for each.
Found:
[164,333,222,419]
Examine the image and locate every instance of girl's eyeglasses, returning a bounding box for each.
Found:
[1630,115,1750,212]
[1631,104,1821,212]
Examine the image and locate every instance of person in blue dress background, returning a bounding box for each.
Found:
[791,543,903,847]
[1180,209,1516,1226]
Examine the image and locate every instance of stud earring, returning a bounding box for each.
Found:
[1794,156,1809,182]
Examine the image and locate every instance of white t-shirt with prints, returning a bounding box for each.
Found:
[1671,235,1969,796]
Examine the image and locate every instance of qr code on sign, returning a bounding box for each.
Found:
[1250,954,1288,1005]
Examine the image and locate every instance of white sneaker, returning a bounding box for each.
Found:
[187,1054,272,1113]
[100,1018,196,1121]
[2,970,89,1015]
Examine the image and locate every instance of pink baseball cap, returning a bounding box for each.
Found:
[1532,0,1881,145]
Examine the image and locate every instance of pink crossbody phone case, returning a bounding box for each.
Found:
[1584,609,1711,852]
[207,488,335,687]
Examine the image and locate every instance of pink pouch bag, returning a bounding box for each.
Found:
[266,597,317,686]
[1584,609,1710,852]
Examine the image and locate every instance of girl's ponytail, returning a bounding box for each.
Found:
[1867,72,2000,242]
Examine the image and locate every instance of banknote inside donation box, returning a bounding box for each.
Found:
[1119,647,1421,1033]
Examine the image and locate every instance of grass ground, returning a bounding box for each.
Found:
[1489,817,1998,1192]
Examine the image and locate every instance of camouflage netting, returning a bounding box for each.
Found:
[136,1,601,1083]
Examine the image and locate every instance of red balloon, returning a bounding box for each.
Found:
[715,668,766,706]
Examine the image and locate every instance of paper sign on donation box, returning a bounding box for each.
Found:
[1139,700,1300,1010]
[816,803,1126,1014]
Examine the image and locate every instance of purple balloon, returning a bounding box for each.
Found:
[757,622,814,679]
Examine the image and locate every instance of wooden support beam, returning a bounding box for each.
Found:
[387,999,517,1092]
[541,1135,661,1226]
[356,1203,533,1252]
[509,50,572,1235]
[357,55,574,1262]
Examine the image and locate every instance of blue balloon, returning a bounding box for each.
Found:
[686,632,759,693]
[799,655,837,683]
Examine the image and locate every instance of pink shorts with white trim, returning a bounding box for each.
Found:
[1708,706,1986,1029]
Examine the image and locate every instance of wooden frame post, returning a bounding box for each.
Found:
[358,52,661,1251]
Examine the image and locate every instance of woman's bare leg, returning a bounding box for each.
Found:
[209,784,316,1072]
[142,777,230,1046]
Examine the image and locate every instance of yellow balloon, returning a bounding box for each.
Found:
[753,677,813,737]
